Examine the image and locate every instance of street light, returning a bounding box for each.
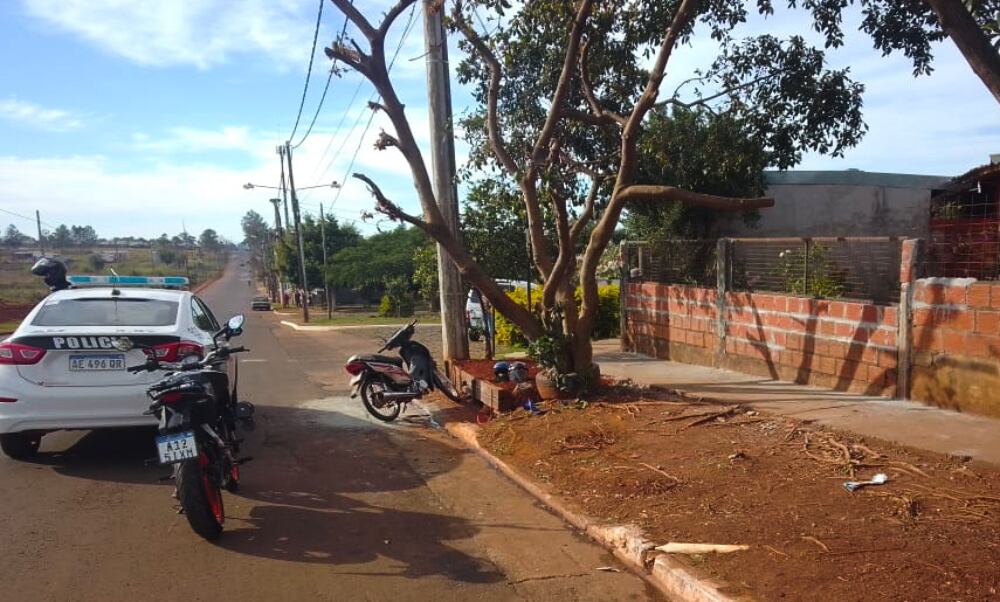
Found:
[243,181,340,191]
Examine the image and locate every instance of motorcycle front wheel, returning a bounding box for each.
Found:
[360,377,402,422]
[175,455,224,541]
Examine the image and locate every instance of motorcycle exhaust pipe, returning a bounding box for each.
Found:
[379,391,419,401]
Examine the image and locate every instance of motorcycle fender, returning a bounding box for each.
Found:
[349,373,364,398]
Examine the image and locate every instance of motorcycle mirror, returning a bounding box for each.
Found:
[180,355,200,368]
[226,314,246,337]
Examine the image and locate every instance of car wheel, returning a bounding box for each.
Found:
[0,432,42,460]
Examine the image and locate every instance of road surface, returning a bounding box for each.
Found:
[0,259,655,601]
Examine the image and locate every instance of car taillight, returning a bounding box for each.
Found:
[0,342,47,365]
[159,391,184,403]
[345,361,366,376]
[148,340,204,362]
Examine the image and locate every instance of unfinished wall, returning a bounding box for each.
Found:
[910,278,1000,418]
[623,283,898,396]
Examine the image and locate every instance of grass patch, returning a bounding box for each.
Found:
[0,247,226,305]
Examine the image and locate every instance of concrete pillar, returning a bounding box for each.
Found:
[715,238,732,365]
[897,238,924,400]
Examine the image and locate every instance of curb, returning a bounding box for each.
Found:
[278,319,442,332]
[440,420,744,602]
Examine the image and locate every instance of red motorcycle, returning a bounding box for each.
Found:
[344,320,463,421]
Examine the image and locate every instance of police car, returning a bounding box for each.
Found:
[0,275,226,460]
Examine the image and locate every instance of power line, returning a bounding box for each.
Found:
[291,3,353,150]
[304,77,367,183]
[288,0,326,142]
[0,207,55,229]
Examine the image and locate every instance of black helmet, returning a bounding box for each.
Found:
[31,257,71,291]
[493,361,510,382]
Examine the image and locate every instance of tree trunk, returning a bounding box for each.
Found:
[925,0,1000,105]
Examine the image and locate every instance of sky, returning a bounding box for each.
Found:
[0,0,997,243]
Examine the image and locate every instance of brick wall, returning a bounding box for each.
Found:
[623,283,899,396]
[910,278,1000,417]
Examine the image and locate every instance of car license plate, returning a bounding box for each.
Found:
[155,431,198,464]
[69,354,125,371]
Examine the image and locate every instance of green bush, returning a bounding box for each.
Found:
[495,284,621,346]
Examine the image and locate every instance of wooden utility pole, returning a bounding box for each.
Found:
[424,0,468,361]
[269,198,284,234]
[36,210,44,256]
[283,142,310,322]
[320,202,333,319]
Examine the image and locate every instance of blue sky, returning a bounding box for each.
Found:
[0,0,996,242]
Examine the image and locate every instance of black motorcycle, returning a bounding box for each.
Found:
[344,320,464,421]
[125,314,255,541]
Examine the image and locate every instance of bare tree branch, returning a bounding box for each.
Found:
[353,172,543,339]
[379,0,420,38]
[616,185,773,209]
[329,0,378,41]
[656,70,782,111]
[578,39,627,125]
[451,1,520,176]
[569,176,601,242]
[324,42,371,77]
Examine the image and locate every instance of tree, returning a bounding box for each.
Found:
[274,212,361,290]
[412,241,440,310]
[460,180,534,282]
[326,226,427,297]
[50,224,73,248]
[198,228,221,251]
[325,0,869,385]
[70,225,98,246]
[2,224,31,247]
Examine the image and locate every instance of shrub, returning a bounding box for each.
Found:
[378,277,415,317]
[495,284,621,346]
[87,253,105,271]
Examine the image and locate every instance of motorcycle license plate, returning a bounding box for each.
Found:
[155,431,197,464]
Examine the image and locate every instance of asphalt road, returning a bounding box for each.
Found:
[0,258,655,601]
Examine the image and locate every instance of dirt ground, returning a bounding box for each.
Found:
[478,385,1000,601]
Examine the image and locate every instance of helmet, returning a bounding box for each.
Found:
[493,361,510,382]
[31,257,71,291]
[509,361,529,383]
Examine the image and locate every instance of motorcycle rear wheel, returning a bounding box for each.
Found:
[360,377,402,422]
[176,458,224,541]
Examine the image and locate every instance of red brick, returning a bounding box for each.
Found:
[787,333,804,350]
[834,321,855,338]
[870,329,896,347]
[992,286,1000,310]
[944,284,969,305]
[811,300,830,317]
[966,334,996,358]
[819,320,837,337]
[771,331,788,347]
[866,364,887,385]
[941,331,967,354]
[772,296,788,312]
[977,311,1000,334]
[936,308,974,331]
[725,339,737,354]
[818,356,837,375]
[828,302,847,319]
[881,306,898,326]
[968,284,992,309]
[913,308,933,327]
[878,350,898,369]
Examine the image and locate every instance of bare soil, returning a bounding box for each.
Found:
[478,386,1000,601]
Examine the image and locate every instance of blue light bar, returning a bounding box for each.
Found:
[68,275,190,288]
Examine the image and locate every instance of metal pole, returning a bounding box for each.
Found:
[320,202,333,319]
[36,210,44,256]
[270,198,283,234]
[424,0,468,361]
[277,147,291,231]
[284,142,310,322]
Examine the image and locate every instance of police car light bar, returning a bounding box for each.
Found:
[68,275,190,289]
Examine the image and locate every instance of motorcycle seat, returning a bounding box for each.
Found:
[356,354,404,366]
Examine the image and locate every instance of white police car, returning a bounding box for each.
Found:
[0,275,225,459]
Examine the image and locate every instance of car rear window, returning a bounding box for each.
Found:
[31,298,179,327]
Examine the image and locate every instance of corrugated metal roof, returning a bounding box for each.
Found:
[764,170,950,189]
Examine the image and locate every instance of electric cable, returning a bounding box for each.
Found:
[288,0,326,142]
[291,3,353,150]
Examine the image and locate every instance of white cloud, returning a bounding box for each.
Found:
[131,126,256,154]
[0,98,84,131]
[21,0,316,69]
[20,0,430,72]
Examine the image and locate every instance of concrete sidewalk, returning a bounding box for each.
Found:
[593,339,1000,465]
